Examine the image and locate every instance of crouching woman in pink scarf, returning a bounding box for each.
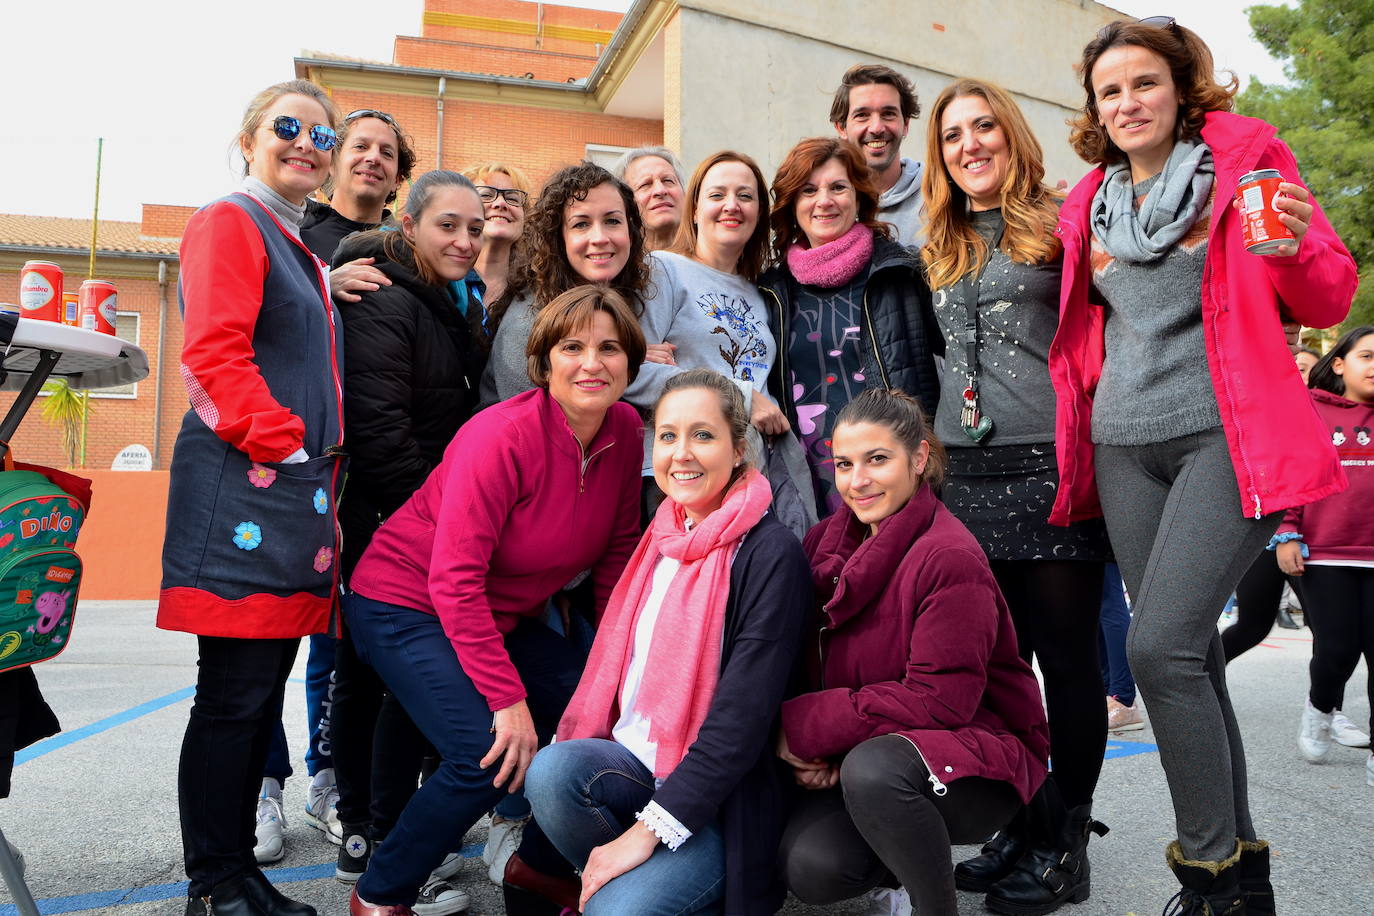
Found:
[525,368,812,916]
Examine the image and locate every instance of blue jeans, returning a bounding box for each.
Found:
[263,633,336,782]
[1098,562,1137,707]
[526,738,724,916]
[344,592,583,906]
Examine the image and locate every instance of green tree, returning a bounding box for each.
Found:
[1239,0,1374,330]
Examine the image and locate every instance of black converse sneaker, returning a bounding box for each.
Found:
[335,824,372,884]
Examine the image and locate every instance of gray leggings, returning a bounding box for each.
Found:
[1094,429,1280,862]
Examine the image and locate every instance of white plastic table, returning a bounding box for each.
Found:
[0,309,150,916]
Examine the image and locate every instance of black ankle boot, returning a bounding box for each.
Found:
[1162,840,1244,915]
[955,807,1029,892]
[242,870,316,916]
[1277,604,1301,629]
[1235,840,1275,916]
[983,803,1108,915]
[184,875,269,916]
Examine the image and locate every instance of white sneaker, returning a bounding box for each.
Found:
[254,790,287,863]
[482,815,527,884]
[1331,711,1371,748]
[431,850,464,882]
[413,875,471,915]
[863,886,912,916]
[305,768,343,845]
[1299,699,1333,763]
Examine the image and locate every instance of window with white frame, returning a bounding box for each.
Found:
[90,312,140,399]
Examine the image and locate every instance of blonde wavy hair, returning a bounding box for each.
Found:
[920,79,1061,291]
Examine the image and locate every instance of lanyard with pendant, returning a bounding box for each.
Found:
[957,222,1005,444]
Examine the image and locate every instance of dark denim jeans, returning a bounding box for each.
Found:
[343,592,583,906]
[526,738,724,916]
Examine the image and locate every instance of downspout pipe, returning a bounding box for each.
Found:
[436,77,447,168]
[153,259,168,468]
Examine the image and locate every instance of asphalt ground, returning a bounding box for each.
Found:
[2,601,1370,916]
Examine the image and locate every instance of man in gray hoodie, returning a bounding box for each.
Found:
[830,64,925,248]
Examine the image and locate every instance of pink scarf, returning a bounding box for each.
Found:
[557,469,772,777]
[786,222,874,288]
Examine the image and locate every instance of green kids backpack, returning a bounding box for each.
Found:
[0,469,86,673]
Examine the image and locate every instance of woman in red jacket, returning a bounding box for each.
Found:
[776,387,1049,916]
[1051,18,1356,913]
[340,286,645,916]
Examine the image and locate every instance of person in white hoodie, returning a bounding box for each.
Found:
[831,63,925,247]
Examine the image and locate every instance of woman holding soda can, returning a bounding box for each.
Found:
[1050,17,1356,913]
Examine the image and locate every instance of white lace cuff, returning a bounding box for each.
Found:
[636,801,692,851]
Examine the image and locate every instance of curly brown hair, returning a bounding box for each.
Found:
[490,161,650,328]
[1069,19,1237,166]
[768,137,892,265]
[921,79,1062,291]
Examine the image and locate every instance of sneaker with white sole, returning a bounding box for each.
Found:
[254,791,287,863]
[305,768,343,845]
[336,824,371,884]
[482,816,527,884]
[1107,695,1145,732]
[1331,711,1371,748]
[1299,699,1333,763]
[863,886,912,916]
[413,876,471,916]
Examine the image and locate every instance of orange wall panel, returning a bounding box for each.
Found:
[77,470,169,600]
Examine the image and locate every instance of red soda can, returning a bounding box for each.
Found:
[79,279,118,335]
[18,260,63,321]
[1236,169,1295,255]
[62,292,80,326]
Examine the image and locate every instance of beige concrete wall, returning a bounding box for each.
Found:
[669,0,1123,187]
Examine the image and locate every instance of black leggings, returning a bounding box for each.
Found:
[779,735,1020,916]
[1222,550,1301,662]
[1303,565,1374,735]
[990,560,1107,809]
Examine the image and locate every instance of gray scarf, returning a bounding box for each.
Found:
[1091,139,1214,264]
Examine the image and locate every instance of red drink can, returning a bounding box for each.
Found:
[79,279,118,335]
[18,260,63,321]
[1236,169,1295,255]
[62,292,80,326]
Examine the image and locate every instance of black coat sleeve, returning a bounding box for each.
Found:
[649,520,812,833]
[340,286,433,515]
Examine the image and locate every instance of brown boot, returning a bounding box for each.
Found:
[502,851,580,915]
[1162,840,1244,915]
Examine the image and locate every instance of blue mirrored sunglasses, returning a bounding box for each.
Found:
[269,115,338,152]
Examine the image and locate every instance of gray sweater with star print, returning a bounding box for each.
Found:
[931,209,1060,448]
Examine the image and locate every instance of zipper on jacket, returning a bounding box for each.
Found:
[895,733,949,796]
[578,438,614,493]
[761,285,796,422]
[861,289,892,389]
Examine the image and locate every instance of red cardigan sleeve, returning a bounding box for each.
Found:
[178,200,307,462]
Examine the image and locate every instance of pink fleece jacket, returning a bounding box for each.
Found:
[349,388,642,710]
[1049,111,1356,525]
[1277,389,1374,564]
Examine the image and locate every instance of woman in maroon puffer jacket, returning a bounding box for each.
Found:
[776,387,1049,916]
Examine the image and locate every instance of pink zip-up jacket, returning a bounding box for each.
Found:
[349,388,642,711]
[1276,389,1374,564]
[1049,111,1356,525]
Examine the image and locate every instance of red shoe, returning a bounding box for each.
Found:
[502,851,581,914]
[348,887,415,916]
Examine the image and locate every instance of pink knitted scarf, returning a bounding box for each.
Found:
[786,222,874,287]
[557,469,772,777]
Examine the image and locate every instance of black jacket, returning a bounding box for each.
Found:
[333,233,488,577]
[759,235,941,421]
[301,198,390,263]
[651,513,811,915]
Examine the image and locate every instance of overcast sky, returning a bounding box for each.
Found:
[0,0,1292,223]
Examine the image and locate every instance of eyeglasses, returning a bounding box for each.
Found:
[267,115,337,152]
[475,186,530,207]
[1098,14,1177,39]
[346,109,399,128]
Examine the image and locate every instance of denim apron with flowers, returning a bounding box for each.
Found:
[159,194,345,639]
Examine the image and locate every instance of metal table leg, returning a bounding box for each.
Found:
[0,349,61,463]
[0,823,40,916]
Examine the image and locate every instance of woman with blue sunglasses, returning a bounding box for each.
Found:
[159,79,345,916]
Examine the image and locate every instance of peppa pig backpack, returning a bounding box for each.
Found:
[0,465,87,674]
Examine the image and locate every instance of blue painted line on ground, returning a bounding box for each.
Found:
[0,844,485,915]
[14,686,195,766]
[1105,739,1158,759]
